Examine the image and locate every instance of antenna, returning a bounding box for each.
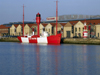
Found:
[56,0,58,35]
[23,4,25,36]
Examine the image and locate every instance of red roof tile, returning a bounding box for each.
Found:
[28,24,37,28]
[41,23,48,27]
[60,23,67,26]
[0,25,10,29]
[69,21,79,26]
[69,19,100,25]
[50,23,56,27]
[13,24,19,28]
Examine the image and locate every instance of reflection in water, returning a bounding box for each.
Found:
[82,45,88,75]
[55,46,58,75]
[36,45,40,75]
[21,45,25,75]
[0,43,100,75]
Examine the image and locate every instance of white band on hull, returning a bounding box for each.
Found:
[18,34,61,44]
[37,37,48,44]
[21,37,29,43]
[21,37,48,44]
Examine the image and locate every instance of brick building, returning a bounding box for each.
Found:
[0,25,10,36]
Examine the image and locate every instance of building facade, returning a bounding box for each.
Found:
[10,25,17,36]
[63,22,73,38]
[74,21,84,37]
[1,19,100,38]
[0,25,10,36]
[95,25,100,38]
[16,24,22,36]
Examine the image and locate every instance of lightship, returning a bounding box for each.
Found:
[17,1,62,44]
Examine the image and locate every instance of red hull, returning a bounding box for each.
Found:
[17,34,61,44]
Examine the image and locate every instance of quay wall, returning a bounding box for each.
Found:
[0,37,19,42]
[63,38,100,45]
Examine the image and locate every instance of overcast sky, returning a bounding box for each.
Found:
[0,0,100,25]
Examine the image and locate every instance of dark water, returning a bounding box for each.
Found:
[0,42,100,75]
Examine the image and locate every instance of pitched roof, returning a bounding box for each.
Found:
[60,23,67,26]
[64,22,72,27]
[0,25,10,29]
[24,24,37,28]
[50,23,65,27]
[74,21,84,26]
[13,24,19,28]
[81,19,100,25]
[50,23,56,27]
[41,23,48,27]
[69,21,78,26]
[69,19,100,25]
[28,24,37,28]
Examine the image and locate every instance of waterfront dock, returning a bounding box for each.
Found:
[0,37,19,42]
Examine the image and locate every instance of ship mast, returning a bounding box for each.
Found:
[23,4,24,36]
[56,0,58,35]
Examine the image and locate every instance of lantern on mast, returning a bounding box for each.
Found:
[83,20,88,38]
[36,13,41,36]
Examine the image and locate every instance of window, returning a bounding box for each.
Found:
[83,28,84,31]
[8,28,10,34]
[79,33,81,37]
[72,26,74,33]
[34,27,37,32]
[21,27,23,33]
[75,28,77,32]
[98,33,99,37]
[15,28,16,33]
[52,27,54,34]
[19,32,20,36]
[79,28,81,32]
[75,33,77,36]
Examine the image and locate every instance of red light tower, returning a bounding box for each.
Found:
[36,13,41,36]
